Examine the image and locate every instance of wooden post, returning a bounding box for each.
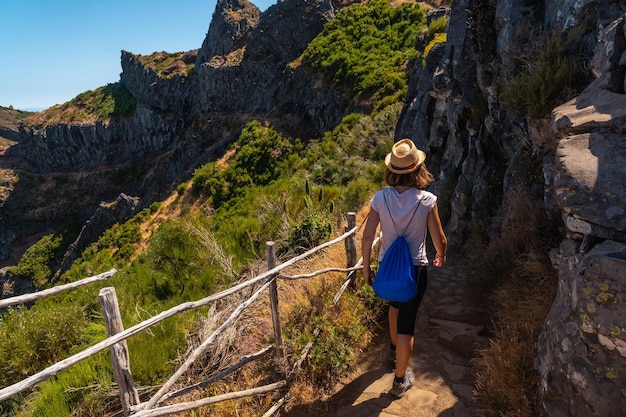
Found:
[266,242,285,362]
[99,287,140,415]
[344,212,358,290]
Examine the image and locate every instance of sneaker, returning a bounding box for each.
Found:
[389,368,415,398]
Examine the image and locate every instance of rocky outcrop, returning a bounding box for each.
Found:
[535,17,626,416]
[120,51,193,112]
[537,239,626,417]
[195,0,260,63]
[245,0,335,65]
[56,193,140,277]
[9,107,184,173]
[10,0,344,175]
[191,0,345,135]
[0,0,351,264]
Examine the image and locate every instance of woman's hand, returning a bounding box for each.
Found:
[433,253,446,268]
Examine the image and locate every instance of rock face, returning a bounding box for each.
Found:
[56,193,140,277]
[535,17,626,416]
[12,108,184,173]
[537,239,626,417]
[395,1,626,416]
[245,0,335,65]
[195,0,261,64]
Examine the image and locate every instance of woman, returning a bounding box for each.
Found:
[361,138,447,398]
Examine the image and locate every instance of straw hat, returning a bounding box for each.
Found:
[384,139,426,174]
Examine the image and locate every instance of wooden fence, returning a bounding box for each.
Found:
[0,212,380,416]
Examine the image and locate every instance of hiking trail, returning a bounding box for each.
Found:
[285,258,489,417]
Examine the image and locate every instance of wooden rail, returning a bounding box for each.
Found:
[0,212,368,416]
[0,268,117,309]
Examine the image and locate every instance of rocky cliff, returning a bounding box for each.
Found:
[397,0,626,415]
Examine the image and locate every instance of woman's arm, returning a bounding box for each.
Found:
[361,208,380,286]
[427,202,448,267]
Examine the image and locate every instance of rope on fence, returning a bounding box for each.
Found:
[333,232,382,305]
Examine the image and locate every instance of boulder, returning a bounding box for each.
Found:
[537,240,626,417]
[552,132,626,236]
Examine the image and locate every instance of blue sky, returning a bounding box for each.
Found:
[0,0,275,111]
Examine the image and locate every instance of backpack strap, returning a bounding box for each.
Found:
[383,188,422,237]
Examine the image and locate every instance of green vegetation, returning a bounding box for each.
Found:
[0,303,88,388]
[72,83,137,121]
[302,0,425,108]
[192,121,297,208]
[136,50,196,78]
[423,32,447,67]
[11,234,65,289]
[10,227,81,289]
[285,283,383,387]
[24,82,136,126]
[498,30,585,119]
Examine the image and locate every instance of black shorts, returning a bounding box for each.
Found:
[389,265,428,335]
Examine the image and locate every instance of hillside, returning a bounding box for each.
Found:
[0,106,30,148]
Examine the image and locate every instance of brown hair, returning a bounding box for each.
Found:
[384,163,434,189]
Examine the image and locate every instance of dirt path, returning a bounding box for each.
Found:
[284,258,489,417]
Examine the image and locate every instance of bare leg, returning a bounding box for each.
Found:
[388,305,398,347]
[395,334,414,378]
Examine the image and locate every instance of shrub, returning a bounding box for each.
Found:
[136,50,197,78]
[72,83,136,121]
[427,15,448,40]
[0,303,88,387]
[284,280,381,387]
[302,0,425,106]
[192,121,295,207]
[10,234,65,288]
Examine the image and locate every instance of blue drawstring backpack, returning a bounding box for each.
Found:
[372,191,422,302]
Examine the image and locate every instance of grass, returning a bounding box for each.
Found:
[469,181,559,417]
[135,50,197,78]
[25,83,136,127]
[473,252,557,417]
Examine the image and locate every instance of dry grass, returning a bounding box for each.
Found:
[144,204,378,416]
[136,50,198,79]
[469,187,558,417]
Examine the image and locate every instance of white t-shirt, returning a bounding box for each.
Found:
[370,187,437,266]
